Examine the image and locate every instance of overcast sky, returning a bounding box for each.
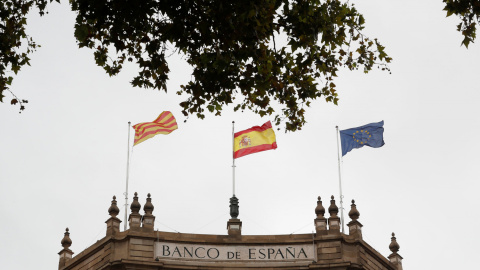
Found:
[1,1,479,269]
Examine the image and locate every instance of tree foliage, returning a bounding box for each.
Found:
[0,0,58,111]
[2,0,391,131]
[444,0,480,47]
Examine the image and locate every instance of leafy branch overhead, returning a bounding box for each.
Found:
[443,0,480,48]
[70,0,391,131]
[0,0,58,111]
[1,0,392,131]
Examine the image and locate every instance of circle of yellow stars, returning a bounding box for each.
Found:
[353,130,371,145]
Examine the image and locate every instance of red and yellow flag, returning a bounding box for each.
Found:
[132,111,178,146]
[234,121,277,159]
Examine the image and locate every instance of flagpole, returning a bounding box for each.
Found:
[124,121,131,231]
[232,121,236,196]
[336,126,345,234]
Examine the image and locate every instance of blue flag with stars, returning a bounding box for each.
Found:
[340,121,385,156]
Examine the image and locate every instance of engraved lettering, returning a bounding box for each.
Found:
[286,247,295,259]
[195,247,205,258]
[207,248,219,259]
[155,243,312,261]
[259,249,266,259]
[184,247,193,258]
[268,248,275,259]
[172,246,182,257]
[162,245,170,256]
[298,248,307,258]
[275,249,284,259]
[249,248,256,259]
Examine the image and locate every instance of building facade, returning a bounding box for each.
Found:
[58,193,403,270]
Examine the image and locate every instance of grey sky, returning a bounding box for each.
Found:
[1,1,479,269]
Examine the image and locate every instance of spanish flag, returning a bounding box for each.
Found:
[132,111,178,146]
[234,121,277,159]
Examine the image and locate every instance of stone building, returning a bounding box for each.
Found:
[58,193,403,270]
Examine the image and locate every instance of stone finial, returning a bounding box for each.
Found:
[58,228,74,269]
[130,192,141,214]
[61,228,72,248]
[389,232,400,253]
[327,195,341,234]
[315,196,325,218]
[141,193,156,231]
[314,196,328,235]
[328,195,339,217]
[129,192,142,229]
[348,199,360,221]
[108,196,120,217]
[106,196,122,236]
[144,193,154,215]
[347,199,363,239]
[388,232,403,270]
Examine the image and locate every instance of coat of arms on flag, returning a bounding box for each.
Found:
[233,121,277,159]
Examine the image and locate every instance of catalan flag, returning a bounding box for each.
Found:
[234,121,277,159]
[132,111,178,146]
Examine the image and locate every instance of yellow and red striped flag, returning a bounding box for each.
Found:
[234,121,277,159]
[132,111,178,146]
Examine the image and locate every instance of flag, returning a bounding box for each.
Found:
[132,111,178,146]
[340,121,385,156]
[234,121,277,159]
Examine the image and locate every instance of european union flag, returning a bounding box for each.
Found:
[340,121,385,156]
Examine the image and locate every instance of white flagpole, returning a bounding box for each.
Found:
[124,121,131,231]
[232,121,236,196]
[336,126,345,234]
